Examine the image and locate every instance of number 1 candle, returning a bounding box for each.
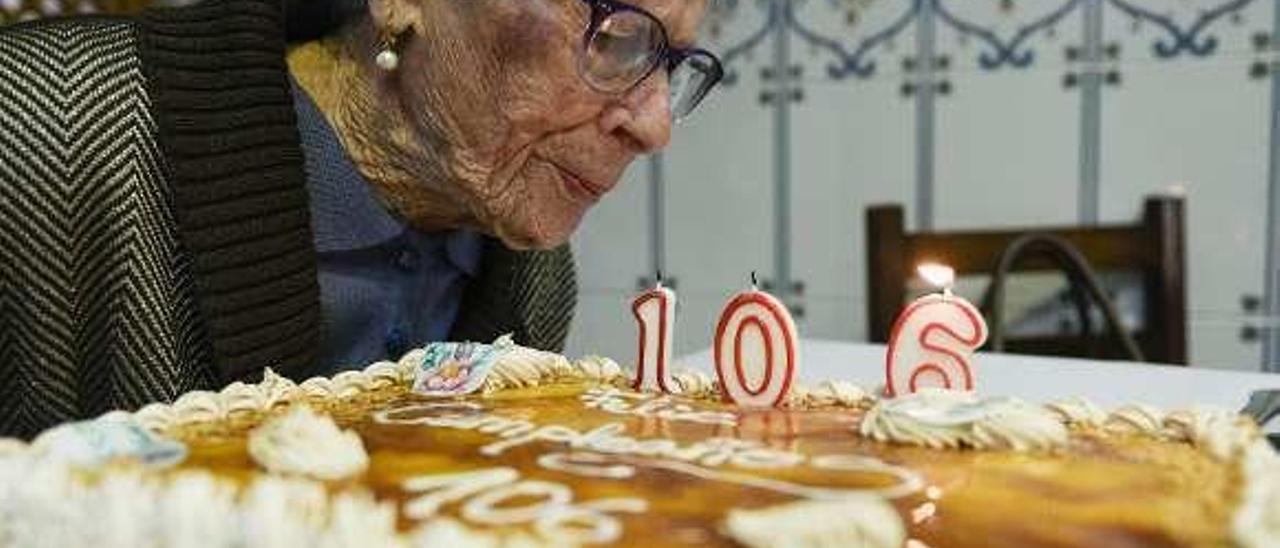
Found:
[632,275,676,393]
[885,263,989,397]
[713,273,800,408]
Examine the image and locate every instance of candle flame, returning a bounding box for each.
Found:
[917,263,955,289]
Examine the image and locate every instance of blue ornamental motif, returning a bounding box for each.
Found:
[707,0,1257,83]
[1106,0,1256,58]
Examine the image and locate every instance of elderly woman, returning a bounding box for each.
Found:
[0,0,720,437]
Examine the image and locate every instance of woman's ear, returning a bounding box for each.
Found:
[367,0,426,37]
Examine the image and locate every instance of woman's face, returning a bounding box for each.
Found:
[382,0,710,249]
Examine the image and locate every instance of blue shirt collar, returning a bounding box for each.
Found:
[291,78,484,275]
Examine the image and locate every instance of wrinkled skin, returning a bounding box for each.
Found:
[290,0,710,249]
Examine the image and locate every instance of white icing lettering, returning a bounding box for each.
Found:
[536,451,922,503]
[378,403,924,502]
[460,481,573,525]
[479,424,587,456]
[401,467,646,545]
[537,453,636,479]
[536,499,648,545]
[633,439,679,458]
[581,388,738,427]
[809,455,925,499]
[401,467,518,520]
[732,448,806,469]
[472,416,537,438]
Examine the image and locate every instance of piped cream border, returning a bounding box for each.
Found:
[27,345,1270,456]
[0,341,1272,547]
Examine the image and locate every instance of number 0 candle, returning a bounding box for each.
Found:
[713,274,800,408]
[632,276,676,393]
[885,263,989,397]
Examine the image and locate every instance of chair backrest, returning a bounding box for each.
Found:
[865,196,1187,364]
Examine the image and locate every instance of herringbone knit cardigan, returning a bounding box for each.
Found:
[0,0,577,438]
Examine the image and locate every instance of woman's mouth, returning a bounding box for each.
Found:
[553,163,608,203]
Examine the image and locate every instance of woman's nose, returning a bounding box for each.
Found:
[609,72,673,153]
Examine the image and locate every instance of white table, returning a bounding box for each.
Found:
[679,339,1280,413]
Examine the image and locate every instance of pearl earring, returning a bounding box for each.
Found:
[375,36,400,72]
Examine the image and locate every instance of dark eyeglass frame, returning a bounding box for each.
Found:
[577,0,725,117]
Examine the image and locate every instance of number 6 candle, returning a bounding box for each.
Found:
[885,263,989,397]
[632,275,676,393]
[714,273,800,408]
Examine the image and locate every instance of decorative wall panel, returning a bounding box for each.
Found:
[788,0,918,342]
[1098,0,1272,369]
[560,0,1277,372]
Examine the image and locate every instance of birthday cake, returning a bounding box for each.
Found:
[0,337,1277,547]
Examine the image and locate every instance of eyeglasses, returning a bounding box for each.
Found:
[577,0,724,121]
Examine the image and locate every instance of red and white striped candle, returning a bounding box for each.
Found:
[885,264,989,397]
[632,278,677,393]
[713,274,800,408]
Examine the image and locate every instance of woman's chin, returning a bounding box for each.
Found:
[493,204,586,251]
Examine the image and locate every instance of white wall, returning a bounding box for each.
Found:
[569,0,1277,372]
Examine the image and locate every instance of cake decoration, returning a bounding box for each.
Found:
[256,368,306,406]
[885,264,989,397]
[1045,396,1109,427]
[30,417,186,468]
[1044,398,1261,461]
[413,338,514,396]
[169,390,229,423]
[0,438,26,456]
[132,401,181,433]
[580,386,740,427]
[785,380,873,408]
[0,336,1274,546]
[723,497,906,548]
[1233,440,1280,547]
[1103,403,1166,435]
[374,399,925,502]
[218,380,273,416]
[1163,406,1259,461]
[572,355,625,383]
[482,344,575,392]
[860,388,1068,451]
[400,466,647,544]
[713,274,800,408]
[362,360,412,389]
[413,517,543,547]
[671,368,719,398]
[631,277,677,394]
[0,453,408,548]
[247,405,368,481]
[300,376,339,399]
[332,370,381,398]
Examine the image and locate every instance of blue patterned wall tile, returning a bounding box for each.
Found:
[709,0,1260,87]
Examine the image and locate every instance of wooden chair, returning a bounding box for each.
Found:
[865,196,1187,364]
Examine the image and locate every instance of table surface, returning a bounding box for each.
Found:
[678,339,1280,413]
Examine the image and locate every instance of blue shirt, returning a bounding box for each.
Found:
[291,81,484,376]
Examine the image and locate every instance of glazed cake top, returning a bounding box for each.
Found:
[1,341,1277,548]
